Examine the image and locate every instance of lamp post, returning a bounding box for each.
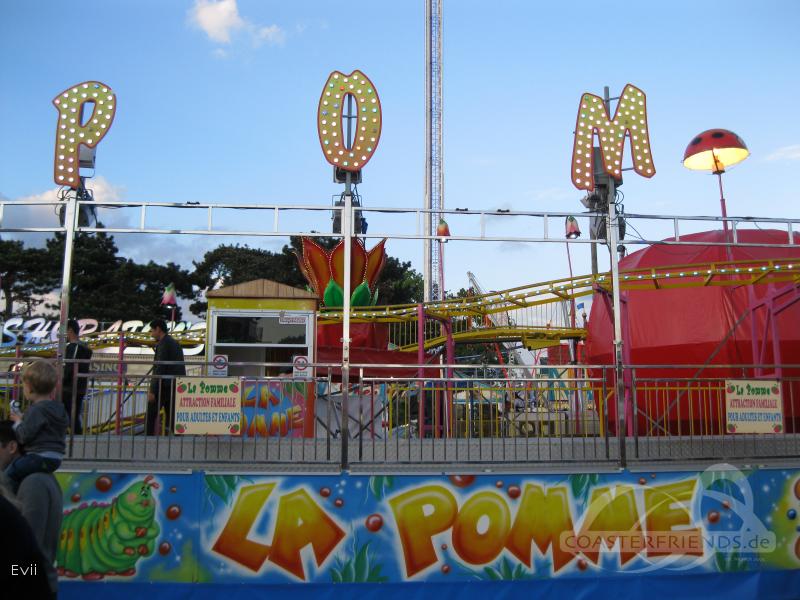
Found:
[683,129,749,237]
[564,216,580,330]
[565,216,581,432]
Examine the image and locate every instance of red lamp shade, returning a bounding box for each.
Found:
[683,129,749,173]
[565,216,581,239]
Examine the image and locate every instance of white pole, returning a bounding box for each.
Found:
[341,175,352,468]
[56,191,78,398]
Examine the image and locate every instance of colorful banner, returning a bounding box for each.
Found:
[174,377,242,435]
[725,380,784,434]
[241,379,314,438]
[54,467,800,585]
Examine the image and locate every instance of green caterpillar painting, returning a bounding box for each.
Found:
[57,475,161,579]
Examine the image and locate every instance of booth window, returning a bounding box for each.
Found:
[216,316,307,346]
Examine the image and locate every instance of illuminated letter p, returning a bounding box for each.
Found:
[52,81,116,188]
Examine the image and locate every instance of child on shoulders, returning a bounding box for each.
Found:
[6,360,68,490]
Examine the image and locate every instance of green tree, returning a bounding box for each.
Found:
[42,232,194,321]
[190,236,423,316]
[374,256,423,305]
[0,240,52,320]
[189,243,307,317]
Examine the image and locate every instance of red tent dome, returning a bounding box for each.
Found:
[585,229,800,433]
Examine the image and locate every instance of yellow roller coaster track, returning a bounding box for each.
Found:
[320,257,800,323]
[320,256,800,351]
[3,257,798,357]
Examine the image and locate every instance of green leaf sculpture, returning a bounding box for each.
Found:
[323,278,344,307]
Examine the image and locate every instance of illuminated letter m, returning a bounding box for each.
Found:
[570,84,655,191]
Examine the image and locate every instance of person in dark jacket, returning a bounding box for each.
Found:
[0,489,53,599]
[62,319,93,434]
[146,319,186,435]
[0,421,62,598]
[6,361,68,489]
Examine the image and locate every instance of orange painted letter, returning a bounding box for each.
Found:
[644,480,702,557]
[389,485,457,577]
[579,485,643,565]
[452,491,511,565]
[506,484,576,572]
[269,489,346,580]
[212,483,276,571]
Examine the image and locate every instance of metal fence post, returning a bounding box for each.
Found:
[608,199,627,468]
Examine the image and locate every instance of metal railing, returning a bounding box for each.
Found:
[4,357,799,471]
[629,365,800,462]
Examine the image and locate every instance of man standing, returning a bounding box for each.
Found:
[147,319,186,435]
[63,319,93,434]
[0,420,62,598]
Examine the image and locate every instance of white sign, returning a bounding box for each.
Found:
[174,377,242,435]
[293,355,311,379]
[210,354,229,377]
[725,379,784,434]
[279,311,308,325]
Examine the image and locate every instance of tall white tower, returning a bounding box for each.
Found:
[424,0,444,301]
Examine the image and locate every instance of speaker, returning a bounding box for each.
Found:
[333,167,362,184]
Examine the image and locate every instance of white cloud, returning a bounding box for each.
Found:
[253,24,286,47]
[2,177,127,235]
[765,144,800,162]
[189,0,244,44]
[188,0,285,48]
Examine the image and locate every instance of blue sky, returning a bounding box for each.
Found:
[1,0,799,299]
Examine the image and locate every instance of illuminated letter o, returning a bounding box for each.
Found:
[317,70,382,171]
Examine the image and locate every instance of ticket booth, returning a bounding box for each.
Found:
[205,279,318,378]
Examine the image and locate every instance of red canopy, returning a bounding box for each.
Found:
[585,229,800,432]
[316,345,440,379]
[317,322,440,379]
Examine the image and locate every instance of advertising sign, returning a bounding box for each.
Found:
[725,380,784,434]
[55,466,800,589]
[174,376,242,435]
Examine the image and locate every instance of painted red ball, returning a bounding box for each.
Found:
[708,511,720,524]
[507,485,521,499]
[166,505,181,520]
[365,514,383,532]
[95,476,112,493]
[320,487,331,498]
[158,542,172,556]
[71,493,81,503]
[334,498,344,508]
[449,475,475,488]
